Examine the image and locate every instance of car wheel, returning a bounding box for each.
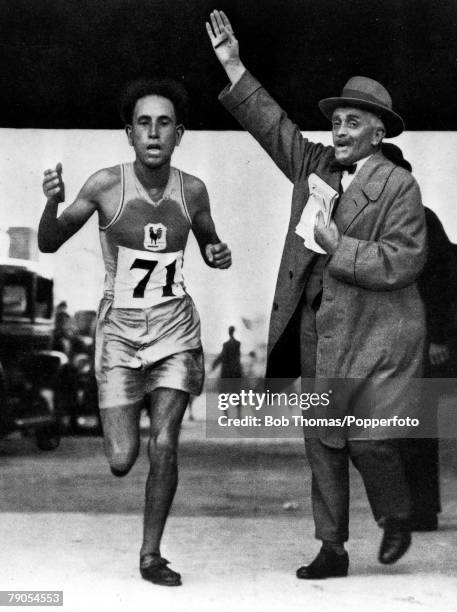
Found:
[35,424,61,451]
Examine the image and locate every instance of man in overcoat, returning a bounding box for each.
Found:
[207,10,427,578]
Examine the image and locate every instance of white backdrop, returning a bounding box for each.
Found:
[1,128,456,352]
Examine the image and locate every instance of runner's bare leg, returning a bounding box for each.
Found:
[140,387,189,559]
[100,401,143,476]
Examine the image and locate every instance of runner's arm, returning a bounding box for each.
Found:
[38,164,100,252]
[187,178,232,269]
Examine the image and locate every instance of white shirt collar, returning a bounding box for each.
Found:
[352,155,371,174]
[341,154,372,192]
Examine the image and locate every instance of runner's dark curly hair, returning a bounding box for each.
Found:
[119,76,189,126]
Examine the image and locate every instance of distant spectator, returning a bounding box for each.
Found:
[212,325,243,417]
[52,311,75,358]
[54,300,68,316]
[212,325,242,379]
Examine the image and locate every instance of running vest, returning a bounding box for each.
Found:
[99,163,193,308]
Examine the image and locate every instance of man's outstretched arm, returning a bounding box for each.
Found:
[206,10,324,184]
[38,163,99,252]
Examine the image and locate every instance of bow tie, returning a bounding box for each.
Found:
[330,161,357,174]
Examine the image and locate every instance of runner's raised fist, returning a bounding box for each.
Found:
[43,162,65,203]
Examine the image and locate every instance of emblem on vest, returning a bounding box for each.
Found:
[144,223,167,251]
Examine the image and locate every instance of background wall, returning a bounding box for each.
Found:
[0,127,456,352]
[1,0,456,351]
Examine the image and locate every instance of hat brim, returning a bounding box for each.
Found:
[318,97,404,138]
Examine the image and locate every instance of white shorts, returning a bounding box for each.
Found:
[95,295,204,409]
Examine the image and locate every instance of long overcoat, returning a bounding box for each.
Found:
[220,72,426,427]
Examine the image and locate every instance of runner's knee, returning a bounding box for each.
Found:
[149,431,178,463]
[106,449,138,477]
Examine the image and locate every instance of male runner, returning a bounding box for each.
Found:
[38,77,231,586]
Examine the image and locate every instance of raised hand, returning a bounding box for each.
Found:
[206,10,244,83]
[43,162,65,204]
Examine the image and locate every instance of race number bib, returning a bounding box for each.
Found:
[113,246,185,308]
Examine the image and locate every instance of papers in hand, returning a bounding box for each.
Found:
[295,173,339,254]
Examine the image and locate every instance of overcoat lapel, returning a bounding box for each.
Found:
[334,152,395,233]
[334,179,369,232]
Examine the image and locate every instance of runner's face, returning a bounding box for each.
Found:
[126,95,184,168]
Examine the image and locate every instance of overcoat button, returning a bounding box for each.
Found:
[273,302,279,311]
[289,270,294,279]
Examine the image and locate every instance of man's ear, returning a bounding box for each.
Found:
[175,124,185,146]
[372,126,385,147]
[125,125,133,146]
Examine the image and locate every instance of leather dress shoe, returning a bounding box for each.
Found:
[296,547,349,579]
[378,519,411,564]
[140,555,182,586]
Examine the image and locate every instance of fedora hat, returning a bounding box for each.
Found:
[318,76,404,138]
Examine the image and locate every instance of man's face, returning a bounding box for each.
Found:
[331,107,384,165]
[126,95,184,168]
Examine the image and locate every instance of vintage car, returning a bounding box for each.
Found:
[0,257,64,449]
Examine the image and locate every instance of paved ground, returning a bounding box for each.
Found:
[0,421,456,611]
[1,513,456,612]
